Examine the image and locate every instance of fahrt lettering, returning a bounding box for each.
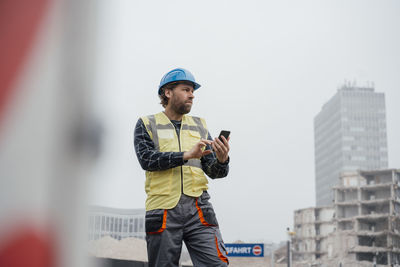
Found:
[226,246,251,254]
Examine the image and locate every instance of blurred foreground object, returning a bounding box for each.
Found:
[0,227,54,267]
[0,0,101,267]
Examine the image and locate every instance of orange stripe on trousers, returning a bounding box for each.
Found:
[215,236,228,263]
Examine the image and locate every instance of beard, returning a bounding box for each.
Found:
[172,101,192,115]
[170,94,192,115]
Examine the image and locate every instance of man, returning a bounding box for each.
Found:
[134,68,230,266]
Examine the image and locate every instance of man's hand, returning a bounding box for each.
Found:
[183,139,213,160]
[212,136,230,163]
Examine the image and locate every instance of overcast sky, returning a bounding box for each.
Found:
[87,0,400,243]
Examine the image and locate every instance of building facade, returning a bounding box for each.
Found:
[333,169,400,266]
[292,206,335,265]
[293,169,400,267]
[314,83,388,206]
[88,205,145,241]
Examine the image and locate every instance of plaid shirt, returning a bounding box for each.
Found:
[134,118,229,179]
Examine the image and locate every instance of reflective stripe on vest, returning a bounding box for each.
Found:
[141,112,209,211]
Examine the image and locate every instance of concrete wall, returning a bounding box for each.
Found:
[341,174,366,187]
[366,173,392,184]
[360,203,389,215]
[318,208,334,221]
[396,172,400,183]
[297,224,315,238]
[338,205,358,218]
[330,233,358,261]
[297,239,315,253]
[395,202,400,213]
[338,221,354,230]
[294,208,315,224]
[91,258,149,267]
[338,190,358,202]
[358,218,388,232]
[361,188,391,200]
[320,223,335,236]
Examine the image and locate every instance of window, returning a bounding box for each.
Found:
[101,216,105,231]
[135,218,138,232]
[129,219,133,232]
[95,216,100,230]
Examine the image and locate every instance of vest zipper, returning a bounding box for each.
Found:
[178,122,183,194]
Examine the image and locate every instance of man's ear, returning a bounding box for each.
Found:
[164,88,172,99]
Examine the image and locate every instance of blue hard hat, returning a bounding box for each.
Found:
[158,68,201,95]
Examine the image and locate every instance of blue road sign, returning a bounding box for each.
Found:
[224,243,264,257]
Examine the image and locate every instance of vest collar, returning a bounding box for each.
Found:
[160,111,189,124]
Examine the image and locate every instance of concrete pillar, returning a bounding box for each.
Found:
[354,218,359,232]
[391,183,395,211]
[99,215,103,238]
[334,189,338,204]
[357,188,362,217]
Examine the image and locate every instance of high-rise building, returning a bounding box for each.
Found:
[314,83,388,206]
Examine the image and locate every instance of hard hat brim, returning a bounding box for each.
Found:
[158,81,201,95]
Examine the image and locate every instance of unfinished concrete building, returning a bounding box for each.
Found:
[333,169,400,266]
[292,206,335,265]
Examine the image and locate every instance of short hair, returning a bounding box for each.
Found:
[159,81,194,108]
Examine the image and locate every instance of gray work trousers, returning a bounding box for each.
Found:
[145,191,229,267]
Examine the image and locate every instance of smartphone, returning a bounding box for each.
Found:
[218,130,230,142]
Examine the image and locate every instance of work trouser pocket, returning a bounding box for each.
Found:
[145,209,167,234]
[200,207,218,226]
[215,228,229,264]
[196,192,219,226]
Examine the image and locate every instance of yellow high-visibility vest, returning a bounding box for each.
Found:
[141,112,209,211]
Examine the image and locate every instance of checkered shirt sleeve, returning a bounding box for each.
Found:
[201,135,229,179]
